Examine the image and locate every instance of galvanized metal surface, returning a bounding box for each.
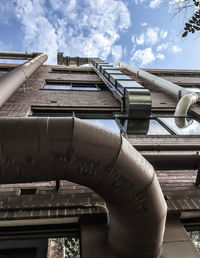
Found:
[125,88,152,118]
[0,117,167,258]
[0,53,47,108]
[0,51,42,60]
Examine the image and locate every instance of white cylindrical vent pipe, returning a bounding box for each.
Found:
[116,62,199,123]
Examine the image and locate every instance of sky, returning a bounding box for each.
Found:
[0,0,200,69]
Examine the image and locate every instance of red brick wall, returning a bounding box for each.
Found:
[0,65,120,117]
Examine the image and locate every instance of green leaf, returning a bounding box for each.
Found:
[194,25,200,30]
[182,31,188,37]
[192,16,197,22]
[185,23,192,27]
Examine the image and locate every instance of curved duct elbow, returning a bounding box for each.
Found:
[0,53,47,107]
[0,117,167,258]
[175,91,198,117]
[175,92,198,128]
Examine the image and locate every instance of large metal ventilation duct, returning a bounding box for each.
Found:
[0,53,47,108]
[0,117,167,258]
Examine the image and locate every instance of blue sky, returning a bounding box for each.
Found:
[0,0,199,69]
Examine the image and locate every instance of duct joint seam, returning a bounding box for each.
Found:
[15,66,28,79]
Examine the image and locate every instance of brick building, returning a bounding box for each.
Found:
[0,52,199,258]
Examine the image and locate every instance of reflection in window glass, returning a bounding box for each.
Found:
[44,83,98,91]
[72,86,98,91]
[148,120,171,135]
[82,119,120,133]
[51,237,81,258]
[121,119,170,135]
[44,84,72,90]
[188,231,200,252]
[159,117,200,135]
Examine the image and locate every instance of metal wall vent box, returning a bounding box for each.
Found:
[104,69,123,79]
[117,80,144,94]
[97,62,109,70]
[100,65,115,73]
[110,74,132,87]
[125,88,151,118]
[91,58,104,65]
[95,62,107,68]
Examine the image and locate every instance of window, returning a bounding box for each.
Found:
[117,111,200,135]
[30,108,200,136]
[183,218,200,253]
[119,118,171,135]
[152,112,200,135]
[150,72,200,77]
[30,108,122,134]
[83,119,120,133]
[51,236,81,258]
[0,67,13,74]
[50,68,95,74]
[180,86,200,93]
[43,82,105,91]
[158,117,200,135]
[0,223,81,258]
[188,231,200,252]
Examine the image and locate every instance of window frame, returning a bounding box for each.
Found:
[29,107,124,135]
[42,80,107,91]
[50,68,96,75]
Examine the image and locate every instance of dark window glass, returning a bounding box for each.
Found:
[51,69,95,74]
[31,109,72,117]
[150,72,200,77]
[0,67,13,72]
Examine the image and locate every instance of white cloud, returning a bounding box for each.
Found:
[15,0,57,64]
[141,22,148,27]
[136,33,145,45]
[160,29,168,39]
[146,27,159,45]
[149,0,162,9]
[156,53,165,60]
[111,45,123,61]
[131,34,135,43]
[0,41,12,51]
[0,1,16,24]
[156,43,169,52]
[171,45,182,53]
[131,47,155,66]
[135,27,160,46]
[11,0,131,64]
[134,0,146,5]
